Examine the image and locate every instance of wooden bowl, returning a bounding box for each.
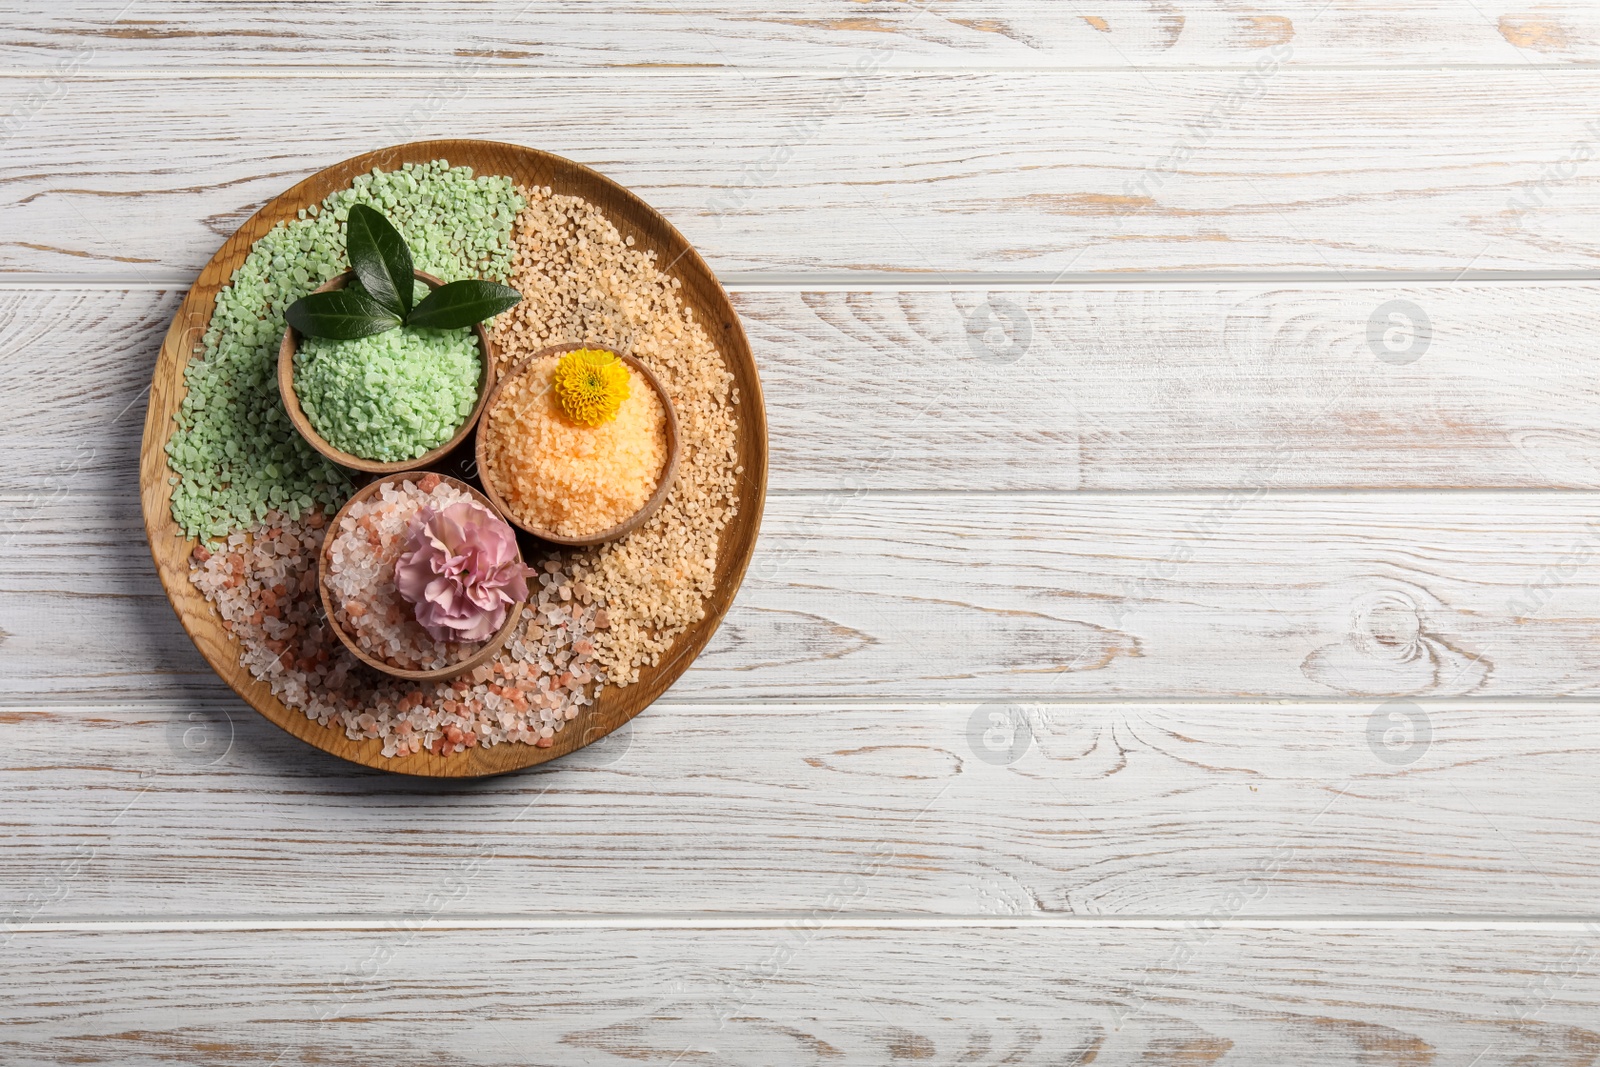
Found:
[278,269,497,475]
[316,473,526,682]
[140,139,768,778]
[475,342,682,547]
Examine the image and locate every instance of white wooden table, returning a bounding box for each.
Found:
[7,2,1600,1061]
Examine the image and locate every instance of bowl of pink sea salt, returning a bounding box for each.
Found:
[476,342,680,546]
[318,472,530,681]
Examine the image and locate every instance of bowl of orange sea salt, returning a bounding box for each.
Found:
[475,342,680,546]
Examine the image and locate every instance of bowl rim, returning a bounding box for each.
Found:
[474,341,682,547]
[316,471,527,682]
[278,268,497,475]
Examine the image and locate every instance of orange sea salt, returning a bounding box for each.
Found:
[483,354,667,538]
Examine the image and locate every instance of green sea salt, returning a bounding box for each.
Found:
[296,320,481,462]
[165,160,523,538]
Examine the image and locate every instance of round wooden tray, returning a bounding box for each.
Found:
[138,139,768,778]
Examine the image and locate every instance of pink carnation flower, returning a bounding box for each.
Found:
[393,500,530,643]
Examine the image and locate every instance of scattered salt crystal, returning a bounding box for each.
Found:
[188,508,602,759]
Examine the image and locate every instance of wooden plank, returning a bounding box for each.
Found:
[5,72,1600,277]
[10,284,1600,495]
[8,490,1600,703]
[5,701,1600,919]
[4,924,1600,1064]
[5,1,1599,70]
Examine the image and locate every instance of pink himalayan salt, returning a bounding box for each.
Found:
[188,509,604,758]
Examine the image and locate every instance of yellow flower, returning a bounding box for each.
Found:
[552,348,630,426]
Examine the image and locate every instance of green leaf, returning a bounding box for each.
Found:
[344,204,415,316]
[405,280,523,330]
[285,288,402,341]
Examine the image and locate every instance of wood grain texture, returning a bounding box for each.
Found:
[5,925,1600,1065]
[13,284,1600,494]
[137,140,767,777]
[11,490,1600,703]
[5,0,1599,69]
[6,72,1600,277]
[8,2,1600,1045]
[4,701,1600,919]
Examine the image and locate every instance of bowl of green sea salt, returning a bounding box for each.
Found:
[277,268,498,474]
